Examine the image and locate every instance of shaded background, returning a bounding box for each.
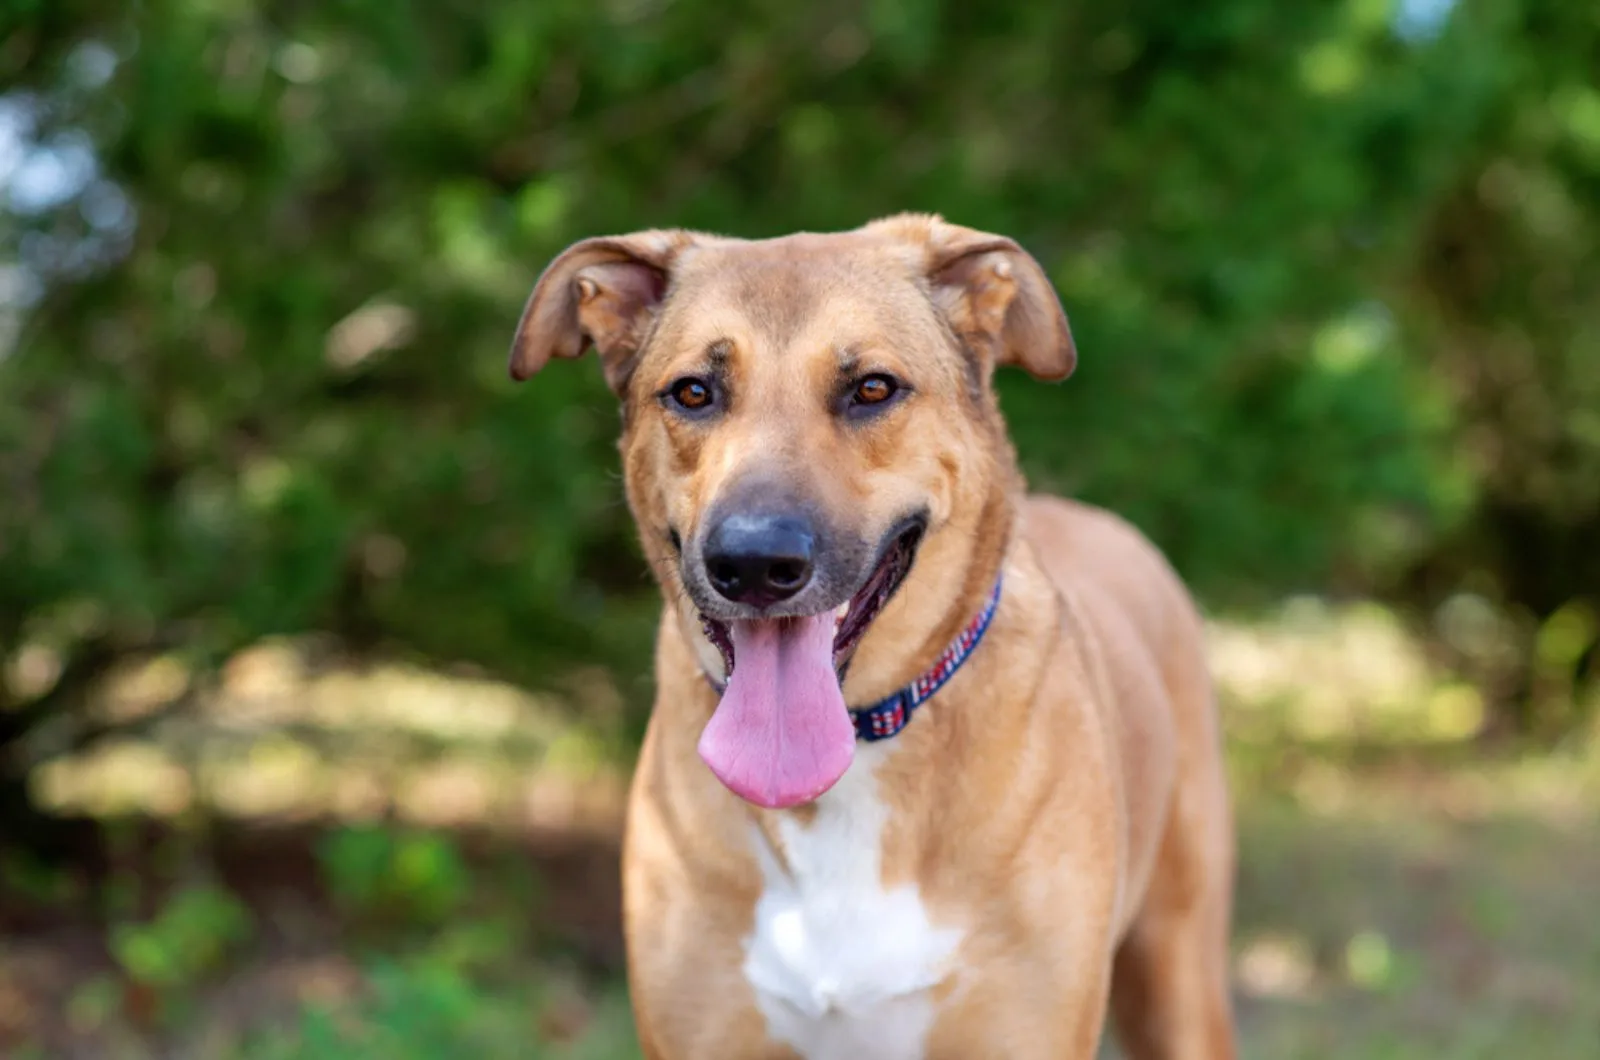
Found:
[2,0,1598,1056]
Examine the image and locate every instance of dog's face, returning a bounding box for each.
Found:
[511,215,1073,807]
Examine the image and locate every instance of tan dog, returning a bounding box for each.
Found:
[510,215,1236,1059]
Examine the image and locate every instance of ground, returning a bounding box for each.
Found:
[2,599,1596,1058]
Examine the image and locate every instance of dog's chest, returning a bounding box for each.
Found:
[742,752,963,1060]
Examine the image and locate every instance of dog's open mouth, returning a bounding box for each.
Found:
[698,517,925,682]
[692,514,925,808]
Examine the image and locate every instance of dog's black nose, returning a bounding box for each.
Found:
[703,513,816,607]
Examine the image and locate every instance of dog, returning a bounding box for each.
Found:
[509,214,1237,1059]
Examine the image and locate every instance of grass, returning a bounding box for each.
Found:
[228,957,640,1060]
[1229,790,1600,1058]
[3,598,1597,1058]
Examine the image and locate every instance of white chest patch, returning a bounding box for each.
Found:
[743,743,963,1060]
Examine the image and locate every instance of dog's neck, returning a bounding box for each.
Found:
[840,441,1020,708]
[744,496,1059,877]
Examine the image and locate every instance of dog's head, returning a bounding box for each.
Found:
[510,214,1073,807]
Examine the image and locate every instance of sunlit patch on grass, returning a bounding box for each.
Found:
[1209,596,1485,746]
[1234,932,1317,999]
[34,738,194,818]
[5,642,63,700]
[31,639,633,837]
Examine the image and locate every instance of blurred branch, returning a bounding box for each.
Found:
[0,635,126,856]
[0,636,123,758]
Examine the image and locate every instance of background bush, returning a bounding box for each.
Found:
[2,0,1597,830]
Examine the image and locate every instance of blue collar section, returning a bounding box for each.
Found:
[702,577,1004,743]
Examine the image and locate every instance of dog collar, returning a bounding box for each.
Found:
[703,576,1003,743]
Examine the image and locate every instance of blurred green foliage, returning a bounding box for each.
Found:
[0,0,1597,825]
[317,825,471,930]
[108,880,254,1022]
[238,955,641,1060]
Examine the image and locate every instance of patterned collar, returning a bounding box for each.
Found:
[703,577,1003,743]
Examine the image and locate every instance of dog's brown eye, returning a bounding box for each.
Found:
[852,375,896,405]
[670,378,713,411]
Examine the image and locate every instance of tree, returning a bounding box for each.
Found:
[1,0,1592,848]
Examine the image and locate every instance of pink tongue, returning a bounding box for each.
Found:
[697,613,855,808]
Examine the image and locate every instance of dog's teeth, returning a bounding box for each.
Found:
[835,603,849,628]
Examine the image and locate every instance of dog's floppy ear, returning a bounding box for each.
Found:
[874,214,1076,382]
[508,230,701,394]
